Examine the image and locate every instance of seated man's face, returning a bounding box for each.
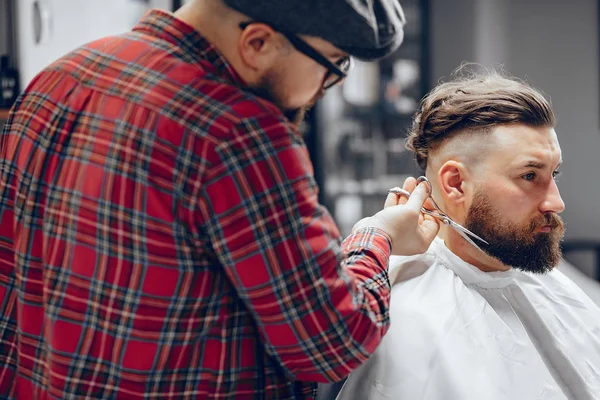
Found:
[464,124,565,273]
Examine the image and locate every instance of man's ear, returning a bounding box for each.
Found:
[438,160,470,205]
[238,23,283,71]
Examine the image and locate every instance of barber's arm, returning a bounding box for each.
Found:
[197,114,437,382]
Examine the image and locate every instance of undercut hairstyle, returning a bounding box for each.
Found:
[405,65,556,170]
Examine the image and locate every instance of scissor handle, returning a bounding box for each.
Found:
[387,188,411,198]
[416,176,433,193]
[388,187,448,221]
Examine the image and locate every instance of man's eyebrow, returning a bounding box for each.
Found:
[522,160,562,169]
[524,161,546,169]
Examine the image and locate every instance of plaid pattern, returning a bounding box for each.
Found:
[0,9,392,399]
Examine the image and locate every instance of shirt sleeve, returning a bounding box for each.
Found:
[196,113,393,382]
[0,128,18,397]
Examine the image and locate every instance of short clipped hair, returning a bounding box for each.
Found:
[405,65,555,170]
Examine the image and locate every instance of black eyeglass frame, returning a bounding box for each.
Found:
[239,21,353,89]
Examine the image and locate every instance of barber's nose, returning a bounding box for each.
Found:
[539,180,565,214]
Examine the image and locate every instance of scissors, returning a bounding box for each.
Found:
[388,176,489,253]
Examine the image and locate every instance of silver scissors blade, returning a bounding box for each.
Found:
[444,218,489,249]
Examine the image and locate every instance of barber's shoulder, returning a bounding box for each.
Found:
[201,83,298,141]
[188,76,285,122]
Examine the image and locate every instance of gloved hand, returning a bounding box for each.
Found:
[352,177,440,256]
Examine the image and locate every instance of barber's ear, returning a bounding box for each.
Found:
[238,23,282,71]
[438,161,469,204]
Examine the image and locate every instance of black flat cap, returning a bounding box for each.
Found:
[224,0,406,61]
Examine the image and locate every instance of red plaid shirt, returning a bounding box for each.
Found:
[0,10,392,399]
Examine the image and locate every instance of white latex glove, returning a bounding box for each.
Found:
[352,177,440,256]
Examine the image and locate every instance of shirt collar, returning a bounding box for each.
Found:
[132,9,245,86]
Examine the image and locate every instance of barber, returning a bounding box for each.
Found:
[0,0,439,398]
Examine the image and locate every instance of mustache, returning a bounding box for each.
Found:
[529,213,564,231]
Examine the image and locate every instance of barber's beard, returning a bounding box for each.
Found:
[464,190,565,274]
[245,71,325,127]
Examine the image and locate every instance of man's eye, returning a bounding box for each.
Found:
[552,170,562,181]
[523,172,536,181]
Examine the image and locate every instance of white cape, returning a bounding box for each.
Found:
[336,238,600,400]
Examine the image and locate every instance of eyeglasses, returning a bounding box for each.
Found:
[239,22,353,90]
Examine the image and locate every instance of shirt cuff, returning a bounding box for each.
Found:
[342,227,393,270]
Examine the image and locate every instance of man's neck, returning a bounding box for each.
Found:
[438,227,510,272]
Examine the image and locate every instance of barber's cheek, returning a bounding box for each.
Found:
[306,66,328,95]
[287,79,318,107]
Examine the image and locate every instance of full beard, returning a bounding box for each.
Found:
[464,190,565,274]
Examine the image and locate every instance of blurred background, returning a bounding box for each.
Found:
[1,0,599,283]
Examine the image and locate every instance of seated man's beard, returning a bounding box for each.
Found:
[464,190,565,274]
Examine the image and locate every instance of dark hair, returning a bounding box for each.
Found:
[406,65,555,170]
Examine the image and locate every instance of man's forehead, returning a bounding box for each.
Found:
[491,124,560,149]
[488,124,561,166]
[428,124,561,172]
